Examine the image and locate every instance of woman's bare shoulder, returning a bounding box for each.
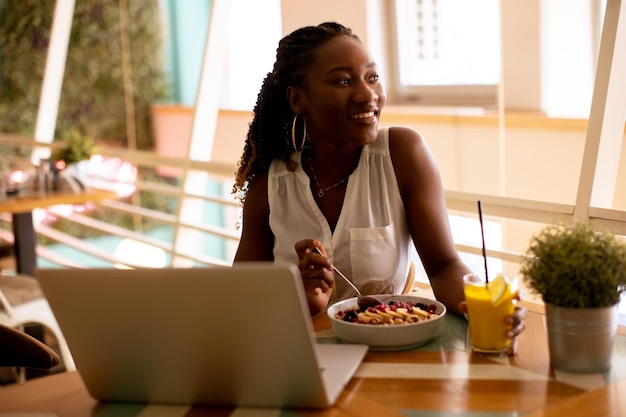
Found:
[234,171,273,262]
[245,171,269,205]
[388,126,435,169]
[388,126,425,144]
[387,126,442,196]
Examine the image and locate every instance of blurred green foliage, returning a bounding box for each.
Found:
[0,0,169,149]
[52,129,95,163]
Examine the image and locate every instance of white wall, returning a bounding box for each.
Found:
[279,0,369,38]
[210,0,623,207]
[212,107,621,208]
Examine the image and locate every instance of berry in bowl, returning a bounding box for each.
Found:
[327,294,446,351]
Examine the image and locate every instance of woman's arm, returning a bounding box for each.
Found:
[388,126,471,316]
[233,172,274,262]
[233,173,333,316]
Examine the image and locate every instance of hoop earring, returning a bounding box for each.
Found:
[291,115,307,152]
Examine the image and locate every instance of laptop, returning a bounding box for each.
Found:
[36,263,368,408]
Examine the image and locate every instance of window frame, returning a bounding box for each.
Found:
[387,0,500,107]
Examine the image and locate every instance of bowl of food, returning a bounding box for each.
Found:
[327,294,447,351]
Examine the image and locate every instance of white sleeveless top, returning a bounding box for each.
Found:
[268,127,411,303]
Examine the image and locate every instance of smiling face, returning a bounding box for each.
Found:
[289,35,386,149]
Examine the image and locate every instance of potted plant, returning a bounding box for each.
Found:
[519,220,626,373]
[45,129,95,192]
[51,129,95,167]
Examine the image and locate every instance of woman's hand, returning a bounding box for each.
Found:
[458,301,528,355]
[294,239,335,316]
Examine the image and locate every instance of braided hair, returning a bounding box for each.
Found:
[232,22,359,204]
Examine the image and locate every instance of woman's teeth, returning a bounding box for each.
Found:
[350,111,375,120]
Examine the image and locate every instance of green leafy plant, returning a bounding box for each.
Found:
[52,129,95,164]
[519,221,626,308]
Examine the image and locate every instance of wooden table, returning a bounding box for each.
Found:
[1,291,625,417]
[0,188,116,276]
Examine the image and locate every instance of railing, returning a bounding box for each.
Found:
[0,135,241,270]
[3,135,626,329]
[2,133,626,311]
[3,136,626,272]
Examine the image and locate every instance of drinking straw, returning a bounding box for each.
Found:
[477,200,489,285]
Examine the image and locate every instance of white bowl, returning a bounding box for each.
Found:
[327,294,447,351]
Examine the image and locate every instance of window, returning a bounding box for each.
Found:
[222,0,282,110]
[392,0,500,106]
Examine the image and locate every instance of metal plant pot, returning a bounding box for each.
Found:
[545,303,617,373]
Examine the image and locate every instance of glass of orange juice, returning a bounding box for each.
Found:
[463,273,518,355]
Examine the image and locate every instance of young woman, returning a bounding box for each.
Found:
[232,22,525,341]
